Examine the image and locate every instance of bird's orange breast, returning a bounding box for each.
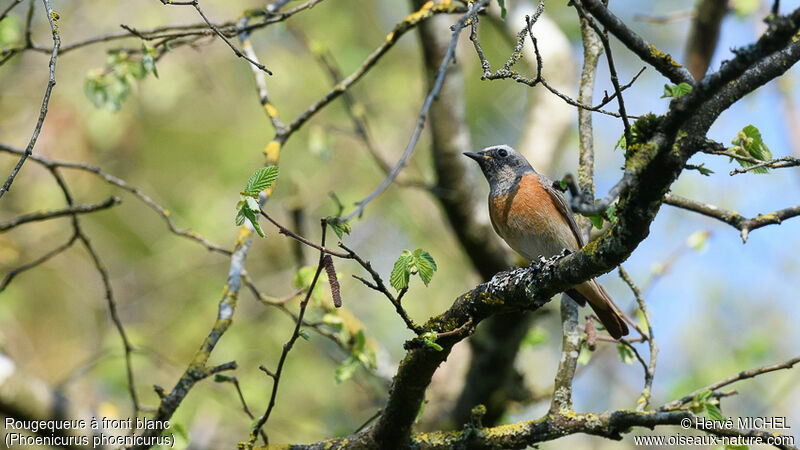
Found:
[489,173,579,259]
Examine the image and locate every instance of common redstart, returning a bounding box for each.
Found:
[464,145,629,339]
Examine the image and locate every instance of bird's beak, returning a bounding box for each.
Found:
[463,152,489,162]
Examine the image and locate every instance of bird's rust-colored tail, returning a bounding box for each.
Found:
[568,279,629,339]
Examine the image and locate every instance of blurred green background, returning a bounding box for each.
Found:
[1,0,798,448]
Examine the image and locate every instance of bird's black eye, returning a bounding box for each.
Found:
[497,149,508,158]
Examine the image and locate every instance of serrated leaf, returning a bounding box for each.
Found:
[327,218,351,240]
[730,125,772,174]
[242,208,264,237]
[413,249,437,286]
[244,166,279,195]
[617,343,636,364]
[390,254,411,291]
[704,403,725,421]
[235,207,246,226]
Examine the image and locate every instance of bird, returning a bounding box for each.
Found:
[464,144,629,339]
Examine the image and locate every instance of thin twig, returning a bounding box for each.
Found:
[0,197,120,232]
[0,0,60,199]
[660,355,800,411]
[249,220,330,443]
[340,0,487,221]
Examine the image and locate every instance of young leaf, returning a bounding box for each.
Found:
[235,208,246,226]
[588,214,604,230]
[213,374,232,383]
[704,403,725,421]
[661,82,693,99]
[617,343,636,364]
[299,329,310,341]
[242,207,264,237]
[244,166,279,195]
[413,248,437,286]
[577,342,592,365]
[334,356,359,384]
[729,125,772,174]
[614,134,626,151]
[327,218,351,240]
[605,204,617,222]
[390,254,411,291]
[421,331,443,352]
[498,0,507,19]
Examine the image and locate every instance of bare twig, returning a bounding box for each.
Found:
[619,265,658,411]
[0,197,120,232]
[0,0,60,199]
[664,193,800,242]
[340,0,487,221]
[661,355,800,411]
[249,220,330,444]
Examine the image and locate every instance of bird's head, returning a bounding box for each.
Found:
[463,145,534,190]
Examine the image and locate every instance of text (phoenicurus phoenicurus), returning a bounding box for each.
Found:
[464,144,629,339]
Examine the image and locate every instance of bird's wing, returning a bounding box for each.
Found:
[537,174,586,247]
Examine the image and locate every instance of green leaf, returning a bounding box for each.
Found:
[327,218,351,240]
[661,82,693,99]
[588,214,604,230]
[413,248,437,286]
[415,399,427,424]
[704,403,725,421]
[614,134,626,151]
[695,389,713,403]
[213,374,232,383]
[421,332,443,352]
[334,356,359,384]
[244,166,279,195]
[141,42,159,78]
[617,343,636,364]
[729,125,772,174]
[390,253,411,291]
[235,207,246,226]
[694,163,714,176]
[245,196,259,212]
[353,329,366,352]
[605,204,617,222]
[242,207,264,237]
[498,0,507,19]
[577,342,592,365]
[299,329,310,341]
[559,179,568,191]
